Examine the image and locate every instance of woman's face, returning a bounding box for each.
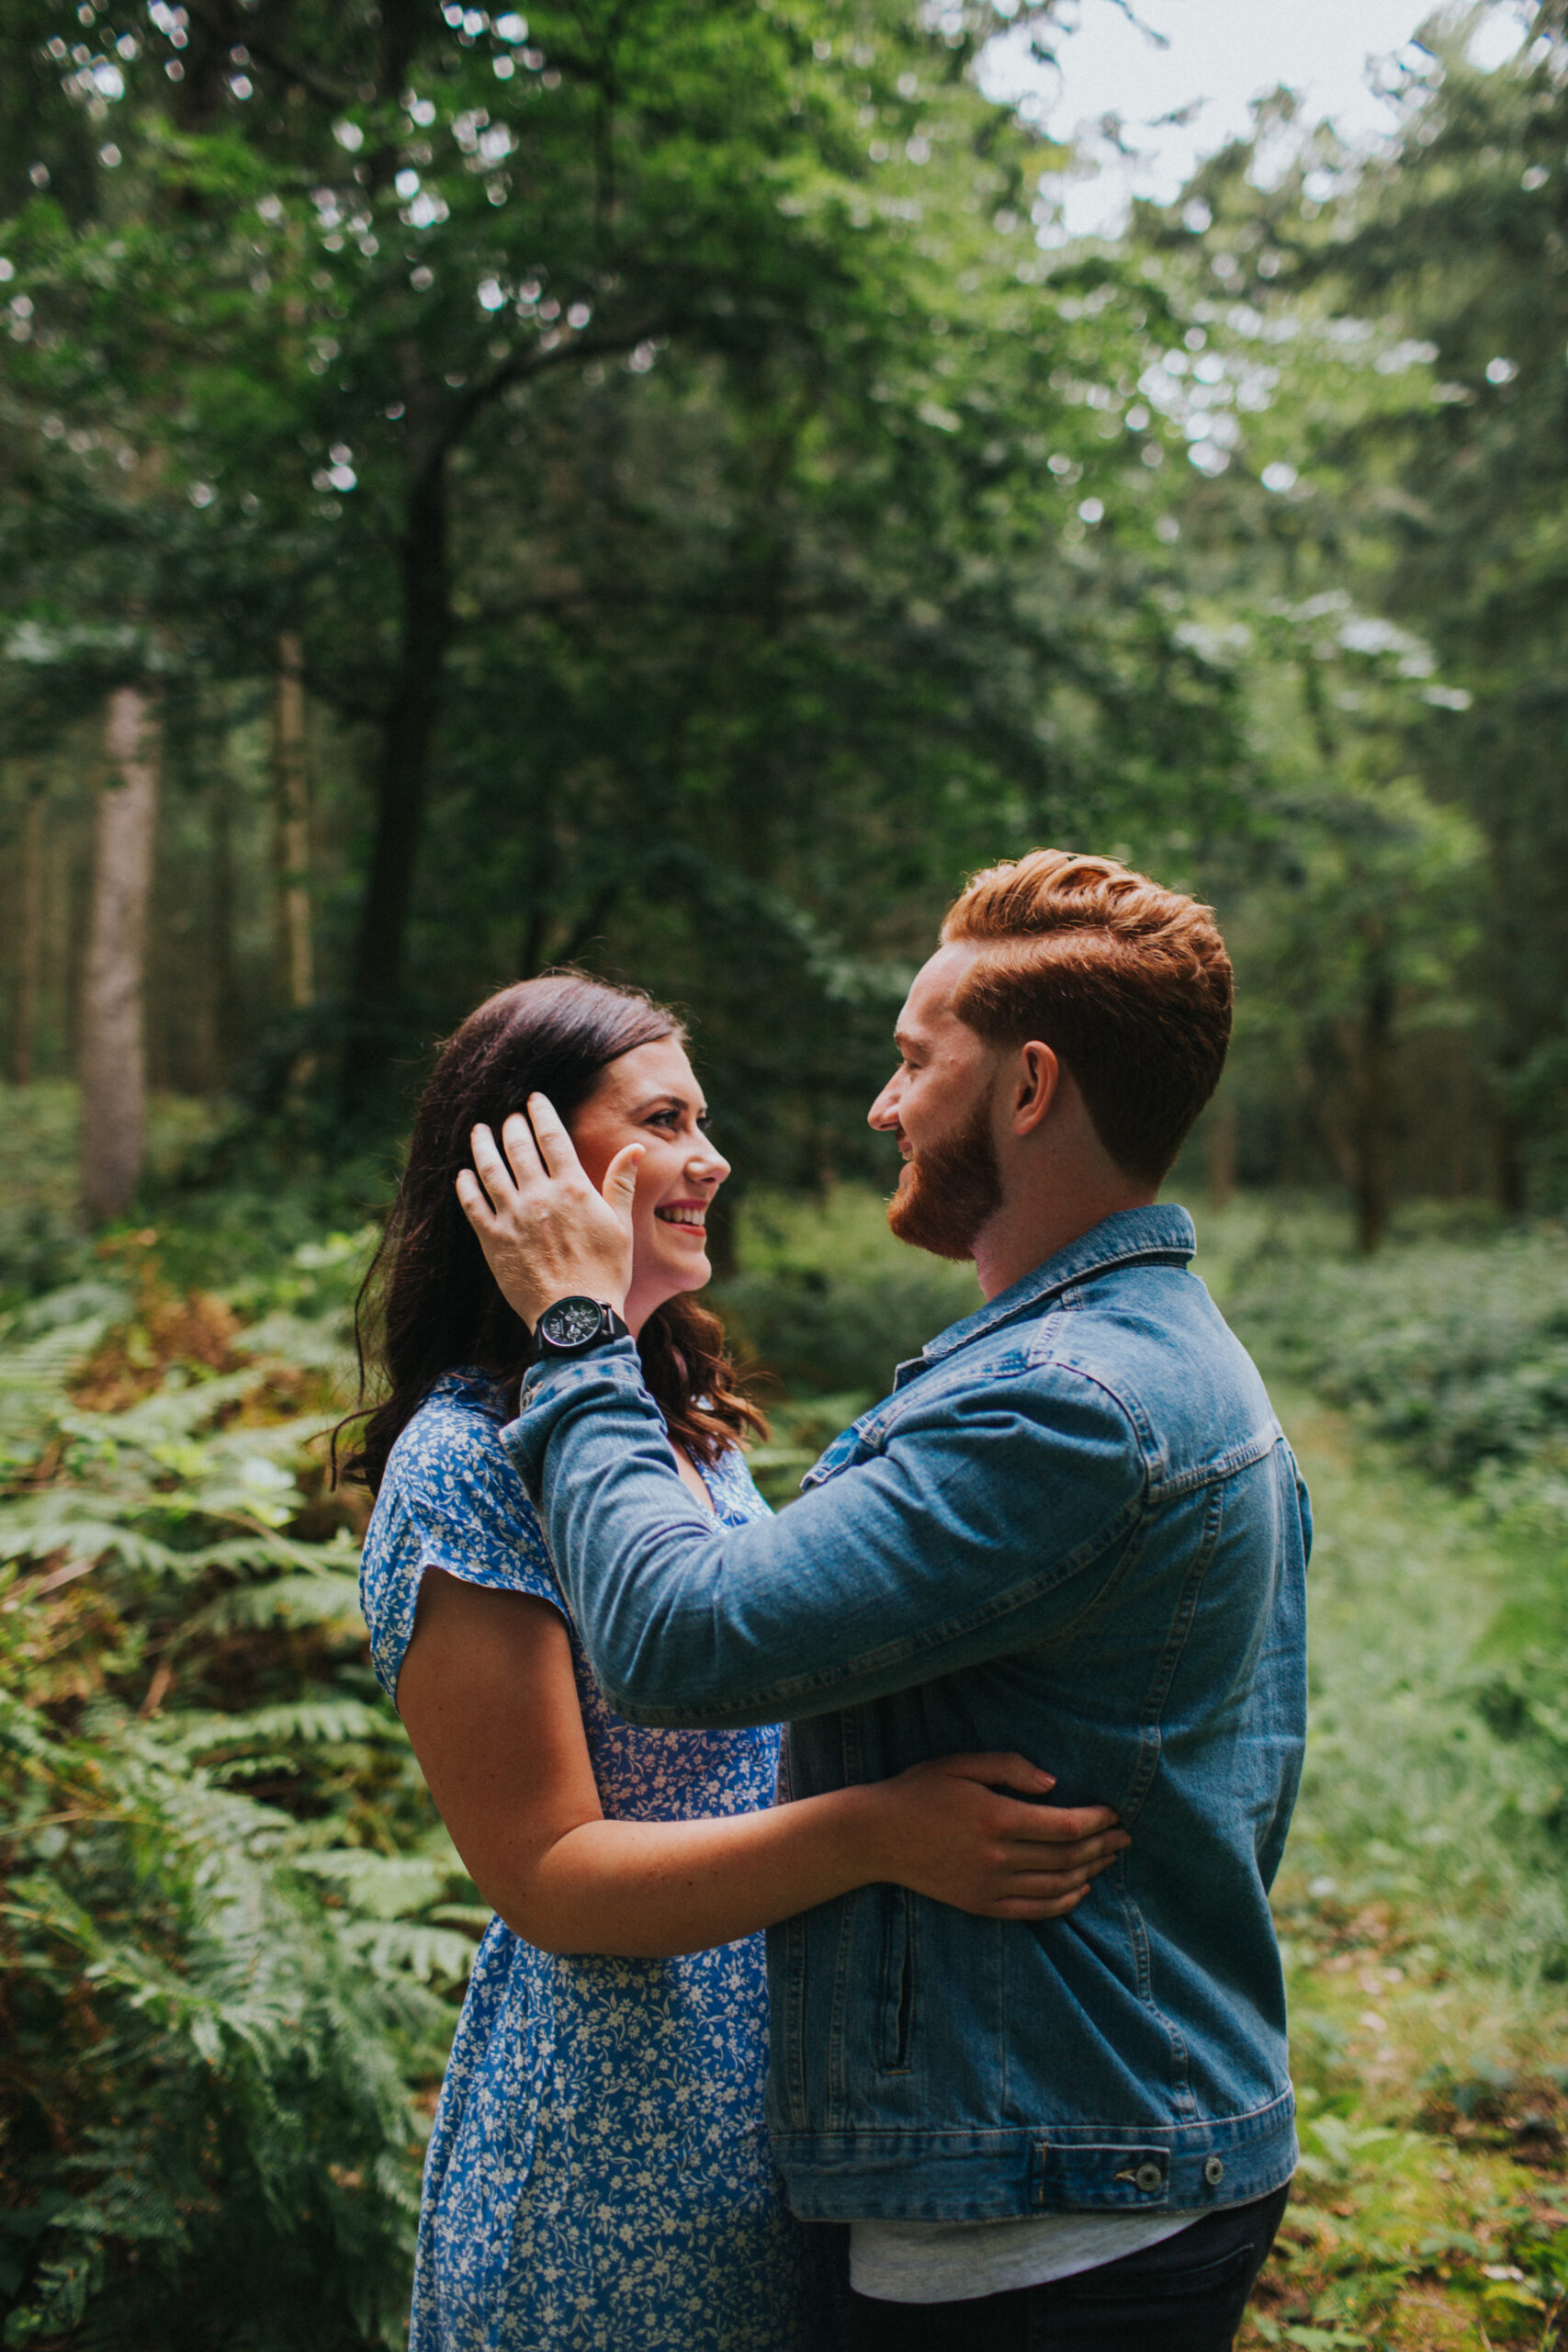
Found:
[568,1036,731,1331]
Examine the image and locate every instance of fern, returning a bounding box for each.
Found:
[188,1569,367,1638]
[0,1253,473,2349]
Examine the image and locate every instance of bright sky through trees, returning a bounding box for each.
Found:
[980,0,1537,235]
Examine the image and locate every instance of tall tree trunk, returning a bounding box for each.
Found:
[209,778,238,1082]
[1351,925,1395,1255]
[11,775,46,1086]
[1494,1091,1528,1214]
[80,686,160,1224]
[273,630,314,1011]
[347,455,450,1080]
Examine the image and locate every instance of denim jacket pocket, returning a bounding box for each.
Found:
[800,1413,883,1491]
[878,1887,916,2075]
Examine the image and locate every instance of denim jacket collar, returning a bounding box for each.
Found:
[893,1204,1197,1390]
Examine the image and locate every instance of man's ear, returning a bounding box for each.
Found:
[1010,1041,1060,1137]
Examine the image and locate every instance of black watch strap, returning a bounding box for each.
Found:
[530,1295,631,1363]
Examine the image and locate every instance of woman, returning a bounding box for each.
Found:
[351,973,1128,2352]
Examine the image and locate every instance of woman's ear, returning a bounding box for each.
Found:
[1011,1041,1061,1137]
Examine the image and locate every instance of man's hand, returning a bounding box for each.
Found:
[456,1095,643,1332]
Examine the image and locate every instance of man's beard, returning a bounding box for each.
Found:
[886,1095,1002,1261]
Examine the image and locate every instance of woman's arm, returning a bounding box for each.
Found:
[397,1569,1128,1960]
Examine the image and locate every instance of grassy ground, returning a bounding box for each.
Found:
[1237,1392,1568,2349]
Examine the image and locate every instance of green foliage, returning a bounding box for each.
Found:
[0,1238,472,2349]
[0,0,1246,1165]
[716,1184,979,1399]
[1201,1199,1568,1502]
[1129,11,1568,1207]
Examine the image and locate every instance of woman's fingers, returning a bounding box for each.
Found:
[986,1848,1125,1918]
[1009,1848,1121,1892]
[938,1751,1057,1795]
[996,1887,1091,1918]
[966,1835,1126,1917]
[992,1799,1122,1845]
[1007,1825,1129,1867]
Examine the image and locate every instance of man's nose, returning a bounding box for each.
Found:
[867,1077,901,1132]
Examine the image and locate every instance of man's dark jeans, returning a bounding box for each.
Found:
[846,2184,1290,2352]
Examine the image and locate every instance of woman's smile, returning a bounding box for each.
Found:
[655,1201,708,1231]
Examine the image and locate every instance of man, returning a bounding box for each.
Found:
[459,850,1309,2351]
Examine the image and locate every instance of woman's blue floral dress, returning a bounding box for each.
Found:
[359,1372,829,2352]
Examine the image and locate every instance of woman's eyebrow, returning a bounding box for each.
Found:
[632,1091,697,1117]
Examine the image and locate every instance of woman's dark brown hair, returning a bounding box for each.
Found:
[341,973,766,1494]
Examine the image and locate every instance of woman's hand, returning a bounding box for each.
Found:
[856,1752,1129,1920]
[456,1094,642,1332]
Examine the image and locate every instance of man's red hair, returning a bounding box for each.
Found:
[941,850,1233,1187]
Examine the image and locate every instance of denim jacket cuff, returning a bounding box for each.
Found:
[502,1335,649,1501]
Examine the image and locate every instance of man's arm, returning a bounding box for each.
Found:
[502,1338,1145,1727]
[456,1093,1145,1726]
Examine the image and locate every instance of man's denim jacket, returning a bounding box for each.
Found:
[503,1206,1310,2223]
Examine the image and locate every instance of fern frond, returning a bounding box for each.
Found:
[288,1849,453,1919]
[187,1571,366,1638]
[337,1919,480,1984]
[2,1269,434,2346]
[151,1700,398,1760]
[60,1364,271,1450]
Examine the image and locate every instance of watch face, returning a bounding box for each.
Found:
[540,1297,604,1350]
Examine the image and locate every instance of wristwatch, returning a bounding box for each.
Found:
[530,1295,631,1362]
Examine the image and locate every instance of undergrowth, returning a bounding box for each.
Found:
[1185,1202,1568,2350]
[6,1134,1568,2349]
[0,1226,470,2349]
[1233,1397,1568,2350]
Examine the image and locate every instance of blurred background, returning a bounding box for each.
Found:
[6,3,1568,2346]
[2,0,1562,1259]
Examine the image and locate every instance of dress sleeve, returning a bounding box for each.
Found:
[359,1394,568,1702]
[700,1443,774,1527]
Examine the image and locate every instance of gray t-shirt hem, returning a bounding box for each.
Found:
[849,2210,1205,2305]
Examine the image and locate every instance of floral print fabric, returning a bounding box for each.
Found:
[360,1373,828,2351]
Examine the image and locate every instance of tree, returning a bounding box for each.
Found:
[1130,7,1568,1206]
[9,771,47,1087]
[2,0,1248,1162]
[272,628,313,1019]
[80,680,160,1221]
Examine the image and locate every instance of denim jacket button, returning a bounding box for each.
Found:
[1203,2155,1225,2187]
[1134,2161,1164,2193]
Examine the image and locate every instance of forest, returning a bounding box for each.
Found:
[4,0,1568,2344]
